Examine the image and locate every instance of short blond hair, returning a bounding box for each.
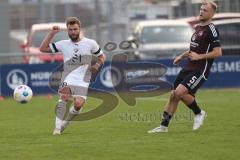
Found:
[66,17,81,27]
[203,0,218,12]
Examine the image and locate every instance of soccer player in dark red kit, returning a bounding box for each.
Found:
[148,0,222,133]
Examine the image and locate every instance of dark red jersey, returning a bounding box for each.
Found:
[184,23,221,78]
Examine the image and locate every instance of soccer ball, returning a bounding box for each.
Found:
[13,85,33,103]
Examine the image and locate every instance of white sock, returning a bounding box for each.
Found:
[55,100,67,129]
[62,106,82,128]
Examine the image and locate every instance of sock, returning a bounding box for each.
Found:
[55,100,67,129]
[160,111,172,127]
[188,100,201,115]
[62,106,83,128]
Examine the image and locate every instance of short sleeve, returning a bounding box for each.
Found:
[208,24,221,48]
[49,41,63,53]
[91,40,103,56]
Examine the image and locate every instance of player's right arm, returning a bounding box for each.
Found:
[39,26,60,53]
[173,50,190,65]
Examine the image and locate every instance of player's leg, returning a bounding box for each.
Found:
[165,84,189,114]
[61,96,85,132]
[181,94,206,130]
[148,84,189,133]
[148,69,207,133]
[181,94,201,115]
[148,69,188,133]
[180,72,207,130]
[182,94,207,118]
[53,86,71,135]
[161,84,189,127]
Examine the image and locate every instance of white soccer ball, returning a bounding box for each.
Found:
[13,85,33,103]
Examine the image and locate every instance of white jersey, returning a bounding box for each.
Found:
[49,37,103,89]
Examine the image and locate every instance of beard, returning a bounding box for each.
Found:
[69,34,80,42]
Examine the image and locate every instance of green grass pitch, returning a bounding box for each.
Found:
[0,89,239,160]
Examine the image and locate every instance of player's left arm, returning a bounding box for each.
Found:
[189,27,222,61]
[90,54,106,73]
[90,40,106,73]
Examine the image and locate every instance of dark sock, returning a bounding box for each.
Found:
[160,111,172,127]
[188,100,201,115]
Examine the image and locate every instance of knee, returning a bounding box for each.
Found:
[60,94,70,101]
[170,90,183,101]
[59,87,71,101]
[74,97,85,110]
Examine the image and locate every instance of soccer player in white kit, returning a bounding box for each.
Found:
[40,17,105,135]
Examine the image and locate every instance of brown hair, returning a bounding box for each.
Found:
[66,17,81,27]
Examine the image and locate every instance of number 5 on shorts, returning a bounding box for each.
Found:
[187,76,197,87]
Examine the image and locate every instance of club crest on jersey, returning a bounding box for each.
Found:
[198,31,203,36]
[192,34,197,41]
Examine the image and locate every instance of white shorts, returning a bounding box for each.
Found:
[60,67,91,100]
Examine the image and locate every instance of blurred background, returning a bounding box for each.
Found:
[0,0,240,96]
[1,0,240,61]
